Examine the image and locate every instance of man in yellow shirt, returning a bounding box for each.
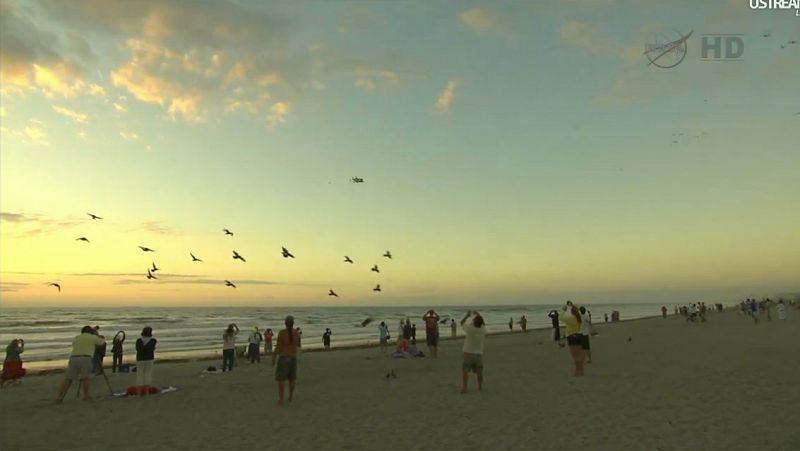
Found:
[56,326,106,403]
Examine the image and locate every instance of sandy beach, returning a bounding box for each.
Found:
[1,309,797,451]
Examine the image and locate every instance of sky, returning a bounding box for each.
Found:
[1,0,798,307]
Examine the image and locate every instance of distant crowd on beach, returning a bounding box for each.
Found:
[1,297,795,404]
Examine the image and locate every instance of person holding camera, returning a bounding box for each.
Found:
[111,331,126,373]
[222,323,239,372]
[1,338,26,388]
[56,326,106,403]
[422,309,441,358]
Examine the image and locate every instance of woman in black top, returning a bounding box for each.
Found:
[135,327,157,391]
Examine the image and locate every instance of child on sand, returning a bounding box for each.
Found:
[264,328,274,354]
[322,328,332,350]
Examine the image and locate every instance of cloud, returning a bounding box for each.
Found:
[560,20,615,57]
[114,277,323,287]
[266,101,289,127]
[24,124,50,145]
[434,79,459,114]
[0,211,84,237]
[52,105,88,123]
[0,282,30,292]
[88,83,106,96]
[119,131,139,141]
[459,8,506,33]
[127,220,182,236]
[354,66,400,92]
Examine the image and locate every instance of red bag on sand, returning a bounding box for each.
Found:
[126,385,160,396]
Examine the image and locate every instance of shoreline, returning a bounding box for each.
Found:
[22,312,665,375]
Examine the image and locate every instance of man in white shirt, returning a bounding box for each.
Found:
[460,310,487,394]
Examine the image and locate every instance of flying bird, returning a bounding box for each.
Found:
[344,256,353,263]
[146,269,157,280]
[48,283,61,292]
[351,177,364,183]
[190,252,203,262]
[373,284,381,292]
[151,262,159,272]
[360,317,374,327]
[281,247,295,258]
[328,289,339,297]
[232,250,246,262]
[762,33,770,38]
[224,280,236,288]
[76,237,90,243]
[439,317,450,324]
[139,246,155,252]
[223,228,234,236]
[383,251,392,259]
[87,213,103,220]
[371,265,379,273]
[789,40,797,44]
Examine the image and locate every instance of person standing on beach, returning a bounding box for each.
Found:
[578,306,593,363]
[135,327,157,393]
[222,324,239,372]
[548,310,561,344]
[322,328,332,350]
[403,320,412,342]
[272,315,301,406]
[749,300,759,324]
[248,327,262,363]
[111,331,125,373]
[92,326,106,374]
[451,319,457,338]
[378,322,390,352]
[559,306,585,377]
[776,300,787,321]
[508,317,513,331]
[56,326,106,403]
[1,339,26,388]
[264,328,274,355]
[520,315,527,332]
[460,310,487,394]
[411,324,417,343]
[423,310,441,358]
[661,306,667,319]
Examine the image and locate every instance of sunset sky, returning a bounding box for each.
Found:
[1,0,798,307]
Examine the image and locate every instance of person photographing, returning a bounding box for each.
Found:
[460,310,487,394]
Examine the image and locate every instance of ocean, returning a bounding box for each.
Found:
[0,303,666,368]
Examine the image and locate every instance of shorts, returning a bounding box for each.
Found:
[426,333,439,347]
[581,335,591,350]
[65,356,93,381]
[566,334,584,347]
[274,356,297,382]
[462,353,483,373]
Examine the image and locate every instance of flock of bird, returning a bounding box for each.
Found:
[50,184,394,299]
[762,33,798,49]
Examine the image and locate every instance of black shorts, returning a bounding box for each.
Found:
[581,335,591,350]
[426,333,439,346]
[566,334,584,346]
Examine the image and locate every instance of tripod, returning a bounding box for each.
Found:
[76,362,115,398]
